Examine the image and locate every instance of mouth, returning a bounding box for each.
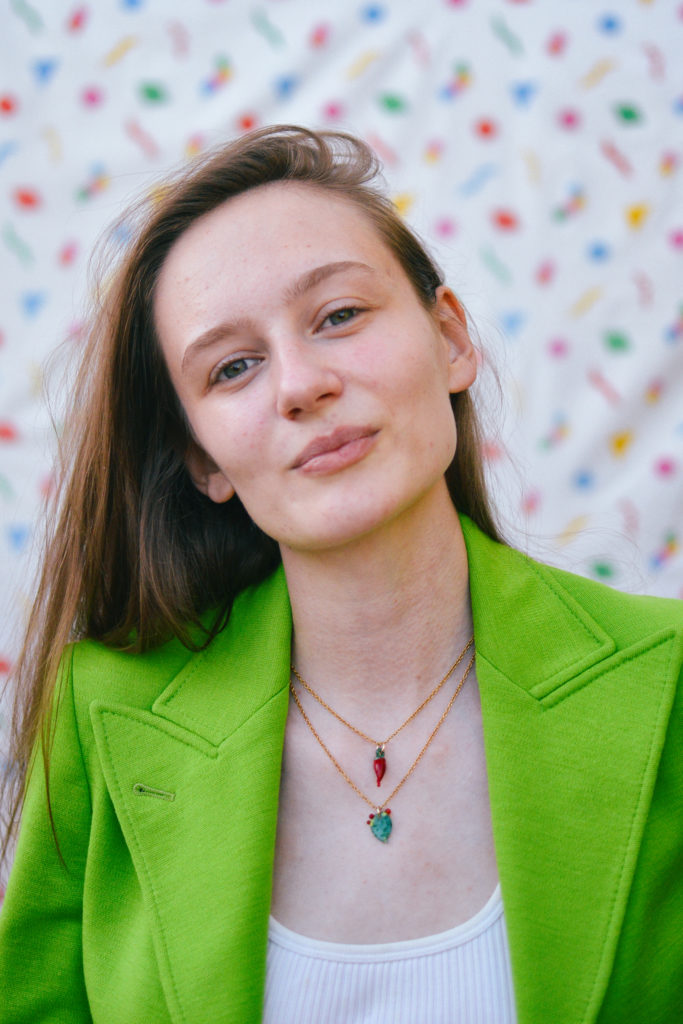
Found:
[292,425,379,474]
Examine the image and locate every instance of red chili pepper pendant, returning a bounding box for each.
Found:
[373,746,386,787]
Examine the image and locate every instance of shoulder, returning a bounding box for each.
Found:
[536,558,683,644]
[67,563,291,716]
[462,515,683,648]
[69,632,195,712]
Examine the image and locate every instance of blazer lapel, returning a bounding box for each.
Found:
[89,568,293,1024]
[462,519,680,1024]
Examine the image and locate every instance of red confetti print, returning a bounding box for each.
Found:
[66,6,88,31]
[547,31,567,56]
[310,23,330,47]
[322,101,345,120]
[643,43,665,80]
[618,498,639,538]
[633,271,654,306]
[535,260,555,285]
[600,140,633,177]
[587,368,621,406]
[521,491,541,515]
[654,457,677,477]
[557,108,581,130]
[408,30,430,65]
[492,209,519,231]
[168,20,190,57]
[0,422,19,441]
[13,188,41,209]
[434,217,457,238]
[237,113,257,132]
[481,441,503,461]
[669,229,683,249]
[82,86,105,107]
[660,151,679,176]
[367,134,398,166]
[474,118,498,139]
[0,657,13,675]
[125,120,160,158]
[547,338,569,358]
[0,94,18,115]
[58,241,79,266]
[39,473,56,499]
[645,379,664,404]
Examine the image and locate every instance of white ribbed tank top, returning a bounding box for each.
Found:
[263,885,517,1023]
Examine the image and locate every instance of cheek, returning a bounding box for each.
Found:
[197,404,270,481]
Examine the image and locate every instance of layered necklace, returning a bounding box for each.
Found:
[289,636,475,843]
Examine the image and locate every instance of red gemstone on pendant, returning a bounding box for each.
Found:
[374,746,386,787]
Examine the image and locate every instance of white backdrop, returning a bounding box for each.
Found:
[1,0,682,746]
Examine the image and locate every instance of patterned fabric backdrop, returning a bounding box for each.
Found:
[1,0,682,771]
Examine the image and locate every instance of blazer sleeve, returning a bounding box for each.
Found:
[0,655,92,1023]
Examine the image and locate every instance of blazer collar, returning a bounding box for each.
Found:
[90,519,679,1024]
[151,566,292,743]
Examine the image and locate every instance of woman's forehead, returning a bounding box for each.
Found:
[153,182,410,353]
[161,181,396,279]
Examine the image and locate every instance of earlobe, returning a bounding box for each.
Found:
[185,440,235,504]
[434,286,478,394]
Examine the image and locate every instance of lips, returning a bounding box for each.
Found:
[292,425,378,471]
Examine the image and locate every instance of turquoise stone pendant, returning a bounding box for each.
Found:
[367,808,392,842]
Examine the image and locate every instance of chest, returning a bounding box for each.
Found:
[270,673,499,943]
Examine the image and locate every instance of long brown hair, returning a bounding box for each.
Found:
[1,125,502,864]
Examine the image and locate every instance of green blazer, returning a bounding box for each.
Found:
[1,518,681,1023]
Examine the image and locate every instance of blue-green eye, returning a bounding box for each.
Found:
[326,307,358,326]
[215,357,256,382]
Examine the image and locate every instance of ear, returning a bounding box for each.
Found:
[433,286,477,394]
[184,439,235,504]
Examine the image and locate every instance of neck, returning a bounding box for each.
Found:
[281,486,472,723]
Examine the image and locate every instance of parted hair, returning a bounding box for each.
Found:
[1,124,502,863]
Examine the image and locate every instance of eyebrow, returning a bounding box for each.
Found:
[180,260,376,373]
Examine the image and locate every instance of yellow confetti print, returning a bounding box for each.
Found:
[579,59,615,89]
[29,362,44,399]
[626,203,650,229]
[392,193,414,217]
[610,431,634,457]
[522,150,541,184]
[645,380,663,404]
[103,35,138,68]
[185,135,204,159]
[557,516,589,546]
[346,51,380,80]
[149,184,170,206]
[42,126,62,162]
[570,286,602,317]
[423,143,443,164]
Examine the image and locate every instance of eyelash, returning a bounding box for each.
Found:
[322,305,361,328]
[211,356,260,385]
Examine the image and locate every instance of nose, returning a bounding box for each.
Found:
[274,339,343,418]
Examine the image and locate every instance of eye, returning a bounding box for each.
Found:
[323,306,360,328]
[212,356,259,383]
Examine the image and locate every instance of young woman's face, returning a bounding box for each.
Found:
[154,182,476,554]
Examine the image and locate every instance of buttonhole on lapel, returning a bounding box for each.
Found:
[133,783,176,802]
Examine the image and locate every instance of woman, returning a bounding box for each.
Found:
[0,126,680,1024]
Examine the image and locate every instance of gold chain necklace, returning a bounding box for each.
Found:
[291,636,473,788]
[289,643,475,843]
